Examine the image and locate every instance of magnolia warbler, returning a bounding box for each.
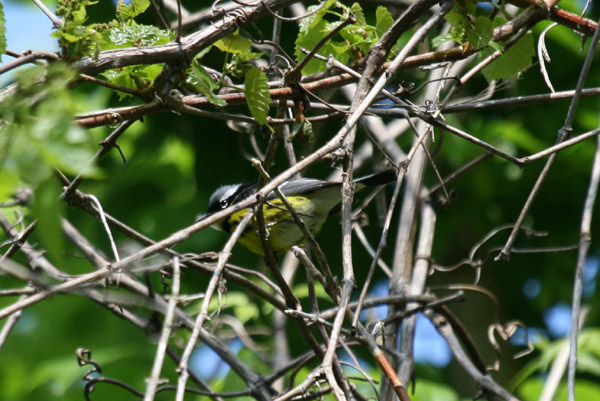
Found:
[200,169,396,254]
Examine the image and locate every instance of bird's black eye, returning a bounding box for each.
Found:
[219,199,229,209]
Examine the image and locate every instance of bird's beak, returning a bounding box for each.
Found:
[195,213,224,231]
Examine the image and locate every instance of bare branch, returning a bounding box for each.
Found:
[144,257,181,401]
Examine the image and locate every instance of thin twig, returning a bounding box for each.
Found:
[144,257,181,401]
[64,119,136,197]
[85,194,120,262]
[0,51,59,75]
[175,210,264,401]
[424,308,519,400]
[32,0,63,28]
[0,296,24,351]
[497,12,600,261]
[352,126,433,327]
[568,134,600,401]
[539,308,589,401]
[519,128,600,164]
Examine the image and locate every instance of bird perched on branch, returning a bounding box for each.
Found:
[200,169,396,254]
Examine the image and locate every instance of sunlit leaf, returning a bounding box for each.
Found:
[410,380,459,401]
[105,24,173,49]
[350,2,365,26]
[245,66,272,128]
[101,63,164,99]
[116,0,150,21]
[187,63,227,107]
[214,34,252,54]
[0,170,18,201]
[468,16,493,49]
[295,0,340,74]
[483,33,535,81]
[432,32,455,48]
[375,6,394,37]
[0,63,99,183]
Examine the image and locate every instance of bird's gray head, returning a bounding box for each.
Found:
[195,184,242,224]
[206,184,242,215]
[197,180,257,223]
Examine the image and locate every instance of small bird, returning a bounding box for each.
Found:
[201,169,396,254]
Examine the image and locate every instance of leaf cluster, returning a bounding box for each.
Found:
[186,32,272,127]
[53,0,173,99]
[0,64,98,192]
[433,2,535,82]
[295,0,394,75]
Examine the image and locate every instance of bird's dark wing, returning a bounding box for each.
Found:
[267,170,396,200]
[269,178,337,200]
[354,169,396,188]
[236,170,395,203]
[231,181,259,204]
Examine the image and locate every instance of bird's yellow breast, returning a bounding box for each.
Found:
[221,195,330,254]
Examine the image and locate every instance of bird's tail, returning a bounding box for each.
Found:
[354,169,396,188]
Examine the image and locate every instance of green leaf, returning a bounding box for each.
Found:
[105,24,173,49]
[0,1,6,63]
[492,15,508,28]
[410,379,459,401]
[350,3,365,26]
[581,329,600,355]
[53,0,101,59]
[298,0,336,34]
[489,40,503,53]
[0,170,18,202]
[440,7,468,46]
[291,120,314,145]
[295,19,329,74]
[483,33,535,82]
[245,66,272,128]
[101,63,164,99]
[207,292,260,324]
[101,68,137,99]
[295,0,339,74]
[195,44,213,60]
[187,63,227,107]
[518,378,600,401]
[578,329,600,375]
[55,0,98,24]
[432,32,455,48]
[30,345,139,396]
[375,6,394,37]
[578,352,600,376]
[445,10,465,29]
[0,63,99,184]
[468,16,493,49]
[33,179,65,267]
[487,119,545,153]
[54,0,170,60]
[339,24,369,59]
[116,0,150,21]
[214,34,252,54]
[234,49,263,63]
